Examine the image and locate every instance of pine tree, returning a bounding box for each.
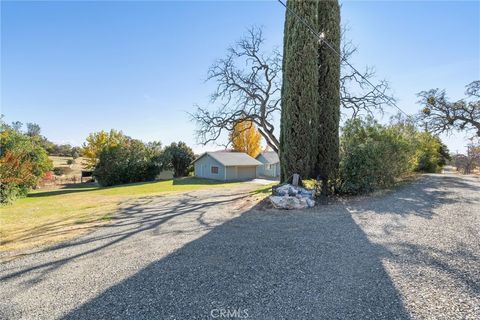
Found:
[315,0,341,192]
[280,0,320,181]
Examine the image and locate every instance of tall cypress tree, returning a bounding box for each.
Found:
[280,0,341,186]
[315,0,341,192]
[280,0,320,181]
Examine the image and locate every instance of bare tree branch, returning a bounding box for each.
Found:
[191,26,396,153]
[339,27,395,118]
[417,81,480,137]
[190,26,281,153]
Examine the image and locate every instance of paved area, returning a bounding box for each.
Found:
[0,174,478,319]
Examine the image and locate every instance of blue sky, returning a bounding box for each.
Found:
[1,0,479,153]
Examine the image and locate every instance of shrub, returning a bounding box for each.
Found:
[93,139,163,186]
[337,118,413,194]
[411,132,450,173]
[0,125,53,204]
[66,159,74,165]
[53,167,73,176]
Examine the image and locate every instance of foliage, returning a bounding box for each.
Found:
[26,122,41,137]
[53,167,73,176]
[71,147,81,159]
[163,142,195,178]
[229,120,262,157]
[82,129,126,169]
[411,132,450,173]
[93,139,163,187]
[337,117,451,194]
[44,143,77,157]
[66,159,74,165]
[337,118,413,194]
[0,122,53,204]
[280,0,341,187]
[417,80,480,137]
[315,0,341,192]
[4,120,80,157]
[280,0,320,181]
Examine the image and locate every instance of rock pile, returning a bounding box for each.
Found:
[269,184,315,209]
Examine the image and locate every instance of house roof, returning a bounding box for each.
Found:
[257,151,279,164]
[193,152,262,166]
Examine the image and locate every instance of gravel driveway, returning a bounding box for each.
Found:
[0,174,478,319]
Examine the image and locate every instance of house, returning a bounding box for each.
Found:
[256,151,280,178]
[193,152,262,181]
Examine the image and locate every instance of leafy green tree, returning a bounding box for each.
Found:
[280,0,320,181]
[411,132,450,173]
[11,121,23,132]
[82,129,126,169]
[163,142,195,177]
[71,147,81,159]
[0,122,53,203]
[26,122,41,137]
[93,139,163,186]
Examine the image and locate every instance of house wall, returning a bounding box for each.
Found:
[256,154,280,178]
[194,155,226,181]
[225,167,237,180]
[237,166,257,180]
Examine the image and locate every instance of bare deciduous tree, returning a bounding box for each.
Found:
[191,27,281,153]
[339,30,394,118]
[452,141,480,174]
[191,26,395,152]
[417,81,480,137]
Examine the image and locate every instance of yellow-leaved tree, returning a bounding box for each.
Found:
[82,129,126,169]
[229,120,261,158]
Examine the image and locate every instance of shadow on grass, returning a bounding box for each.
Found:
[28,177,232,198]
[28,184,99,198]
[171,177,238,186]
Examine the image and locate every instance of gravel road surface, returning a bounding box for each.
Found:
[0,174,478,319]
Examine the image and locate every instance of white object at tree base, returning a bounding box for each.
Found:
[292,173,300,186]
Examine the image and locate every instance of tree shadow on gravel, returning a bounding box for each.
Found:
[0,192,250,284]
[349,174,480,300]
[348,174,478,219]
[5,174,474,319]
[63,202,410,319]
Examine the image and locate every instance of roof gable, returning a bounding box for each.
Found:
[257,151,279,164]
[193,152,262,166]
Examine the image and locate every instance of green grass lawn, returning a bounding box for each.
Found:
[0,177,240,259]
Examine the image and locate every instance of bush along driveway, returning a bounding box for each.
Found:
[0,173,479,319]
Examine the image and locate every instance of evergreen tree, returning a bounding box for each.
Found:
[280,0,320,181]
[315,0,341,192]
[280,0,341,186]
